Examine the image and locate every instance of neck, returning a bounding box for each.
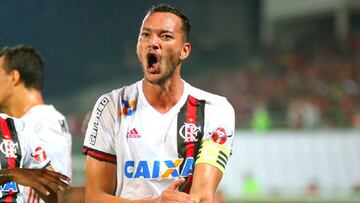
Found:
[0,87,44,118]
[142,76,184,114]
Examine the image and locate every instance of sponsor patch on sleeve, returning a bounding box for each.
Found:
[31,146,47,163]
[211,127,226,144]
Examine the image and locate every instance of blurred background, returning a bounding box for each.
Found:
[1,0,360,202]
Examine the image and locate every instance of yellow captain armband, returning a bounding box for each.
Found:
[195,140,230,173]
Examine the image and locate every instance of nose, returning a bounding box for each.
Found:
[148,35,160,50]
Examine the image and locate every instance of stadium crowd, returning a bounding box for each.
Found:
[192,32,360,130]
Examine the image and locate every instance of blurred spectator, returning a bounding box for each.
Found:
[352,181,360,197]
[67,115,83,135]
[287,98,320,129]
[305,180,320,197]
[251,102,271,131]
[242,172,261,196]
[352,112,360,129]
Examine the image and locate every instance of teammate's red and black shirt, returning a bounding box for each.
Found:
[0,114,49,203]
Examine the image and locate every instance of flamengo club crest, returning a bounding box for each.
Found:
[0,140,19,158]
[179,122,201,143]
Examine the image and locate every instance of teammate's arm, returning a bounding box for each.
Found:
[85,156,194,203]
[36,165,71,203]
[0,167,70,196]
[0,115,70,201]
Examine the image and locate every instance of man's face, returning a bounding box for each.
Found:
[0,56,13,107]
[136,12,190,84]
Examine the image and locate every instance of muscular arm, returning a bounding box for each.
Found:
[0,167,70,194]
[85,156,121,203]
[86,156,194,203]
[189,163,223,203]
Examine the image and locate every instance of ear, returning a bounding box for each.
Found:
[180,42,191,60]
[9,69,21,86]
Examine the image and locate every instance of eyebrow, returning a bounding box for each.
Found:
[141,27,173,34]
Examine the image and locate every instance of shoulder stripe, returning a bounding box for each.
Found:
[82,146,117,164]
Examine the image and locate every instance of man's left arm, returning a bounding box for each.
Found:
[190,98,235,203]
[189,140,231,203]
[189,163,222,203]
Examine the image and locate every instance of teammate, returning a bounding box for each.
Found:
[0,45,72,203]
[0,114,70,202]
[83,4,235,203]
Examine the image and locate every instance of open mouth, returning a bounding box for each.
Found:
[147,53,159,72]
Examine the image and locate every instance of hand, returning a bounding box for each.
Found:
[9,168,70,196]
[154,178,197,203]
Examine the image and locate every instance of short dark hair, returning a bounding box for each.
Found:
[147,4,191,42]
[0,45,44,90]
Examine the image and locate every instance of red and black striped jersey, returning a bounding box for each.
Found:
[83,80,235,199]
[0,114,50,203]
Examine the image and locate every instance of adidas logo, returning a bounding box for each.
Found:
[126,128,141,138]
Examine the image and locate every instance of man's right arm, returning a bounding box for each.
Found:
[85,156,118,203]
[85,156,194,203]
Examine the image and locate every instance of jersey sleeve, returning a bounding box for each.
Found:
[196,98,235,173]
[21,137,51,169]
[21,115,72,177]
[9,117,51,169]
[83,95,117,163]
